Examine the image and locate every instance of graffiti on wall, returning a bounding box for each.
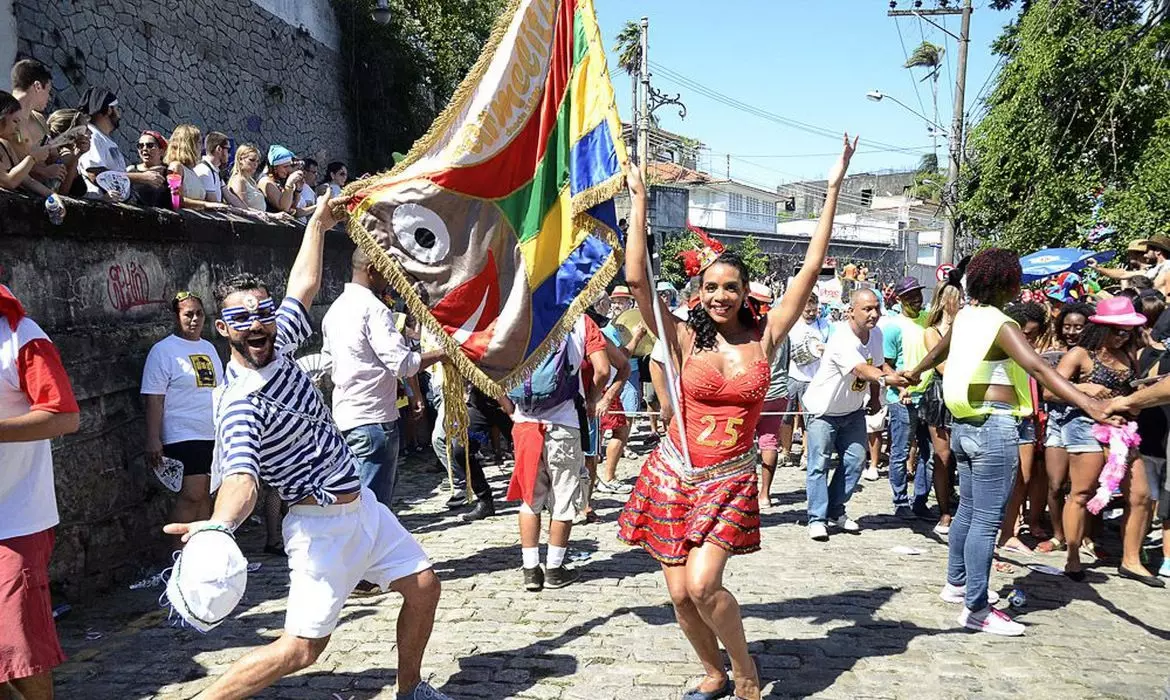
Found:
[107,260,165,312]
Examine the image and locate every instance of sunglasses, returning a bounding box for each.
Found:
[220,298,277,330]
[138,141,158,149]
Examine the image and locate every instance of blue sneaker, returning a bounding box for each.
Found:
[399,680,453,700]
[1158,560,1170,578]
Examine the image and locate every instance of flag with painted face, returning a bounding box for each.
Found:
[344,0,627,397]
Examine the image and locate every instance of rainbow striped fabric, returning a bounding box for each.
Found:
[345,0,628,396]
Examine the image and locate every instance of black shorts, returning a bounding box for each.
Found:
[163,440,214,477]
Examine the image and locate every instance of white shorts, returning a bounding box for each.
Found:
[865,406,888,433]
[283,487,431,638]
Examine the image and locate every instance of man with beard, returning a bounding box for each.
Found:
[883,277,935,519]
[76,86,167,204]
[164,193,449,700]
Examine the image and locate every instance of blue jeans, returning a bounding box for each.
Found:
[344,421,400,510]
[947,412,1019,611]
[888,401,933,510]
[806,410,867,524]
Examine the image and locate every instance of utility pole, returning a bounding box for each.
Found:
[637,16,650,180]
[888,0,972,264]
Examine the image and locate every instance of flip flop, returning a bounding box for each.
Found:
[1035,538,1067,554]
[681,677,732,700]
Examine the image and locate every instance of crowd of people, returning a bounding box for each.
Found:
[0,59,350,222]
[5,70,1170,698]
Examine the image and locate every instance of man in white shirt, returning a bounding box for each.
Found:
[294,158,319,223]
[76,86,165,201]
[193,131,249,209]
[801,289,906,541]
[322,247,444,510]
[786,293,829,465]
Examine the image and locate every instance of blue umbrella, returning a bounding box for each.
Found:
[1020,248,1115,283]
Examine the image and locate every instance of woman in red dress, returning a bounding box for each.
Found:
[618,135,858,700]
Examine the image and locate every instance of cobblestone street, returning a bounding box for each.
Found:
[55,444,1170,699]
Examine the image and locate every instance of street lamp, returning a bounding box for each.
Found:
[371,0,392,24]
[865,90,946,132]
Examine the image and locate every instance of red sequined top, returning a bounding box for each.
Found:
[667,353,770,468]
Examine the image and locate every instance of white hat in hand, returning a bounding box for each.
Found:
[164,526,248,632]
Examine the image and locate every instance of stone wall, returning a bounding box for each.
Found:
[2,191,354,600]
[14,0,348,168]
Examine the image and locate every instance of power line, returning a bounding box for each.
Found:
[893,17,931,125]
[647,60,929,156]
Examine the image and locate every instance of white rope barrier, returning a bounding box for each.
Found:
[606,410,809,417]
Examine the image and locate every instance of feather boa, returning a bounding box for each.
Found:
[1088,421,1140,514]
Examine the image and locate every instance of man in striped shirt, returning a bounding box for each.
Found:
[164,193,450,700]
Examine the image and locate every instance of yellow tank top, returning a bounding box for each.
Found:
[942,306,1033,419]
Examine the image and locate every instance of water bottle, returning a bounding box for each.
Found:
[1007,588,1027,608]
[44,193,65,225]
[42,158,64,193]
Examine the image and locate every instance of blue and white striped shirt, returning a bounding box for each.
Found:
[214,297,361,504]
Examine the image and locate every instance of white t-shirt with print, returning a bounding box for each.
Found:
[141,335,223,444]
[78,125,128,199]
[801,324,884,418]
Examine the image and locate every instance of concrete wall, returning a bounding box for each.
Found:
[14,0,348,169]
[3,191,353,599]
[0,0,15,91]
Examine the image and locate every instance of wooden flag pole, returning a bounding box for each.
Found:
[643,246,691,467]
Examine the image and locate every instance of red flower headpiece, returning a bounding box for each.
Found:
[679,224,726,278]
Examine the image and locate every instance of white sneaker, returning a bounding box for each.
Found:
[939,583,1000,605]
[831,515,860,532]
[933,521,951,536]
[957,606,1024,636]
[863,466,880,481]
[808,522,829,541]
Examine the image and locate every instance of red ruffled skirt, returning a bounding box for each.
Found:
[617,440,760,565]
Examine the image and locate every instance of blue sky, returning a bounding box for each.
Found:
[595,0,1012,188]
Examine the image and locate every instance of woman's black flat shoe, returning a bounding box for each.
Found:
[1065,569,1085,582]
[682,678,733,700]
[1119,565,1166,588]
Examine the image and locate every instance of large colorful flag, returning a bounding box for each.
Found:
[344,0,628,398]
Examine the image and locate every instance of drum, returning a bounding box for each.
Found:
[614,309,656,356]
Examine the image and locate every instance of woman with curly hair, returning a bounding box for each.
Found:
[905,249,1111,636]
[618,135,857,700]
[1053,297,1146,580]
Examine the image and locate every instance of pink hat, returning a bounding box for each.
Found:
[1088,297,1147,327]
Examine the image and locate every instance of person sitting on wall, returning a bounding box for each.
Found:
[45,109,92,198]
[76,86,168,206]
[8,59,69,196]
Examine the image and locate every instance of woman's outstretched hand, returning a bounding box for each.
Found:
[626,164,646,202]
[826,133,859,189]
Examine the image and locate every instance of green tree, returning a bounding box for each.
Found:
[905,41,945,160]
[959,0,1170,252]
[727,236,768,280]
[333,0,506,172]
[658,229,700,288]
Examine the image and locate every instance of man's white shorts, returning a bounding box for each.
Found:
[283,487,431,638]
[865,406,888,434]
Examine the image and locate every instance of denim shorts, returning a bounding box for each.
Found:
[1043,405,1102,454]
[1017,417,1036,446]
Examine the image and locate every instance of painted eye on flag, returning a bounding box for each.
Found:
[391,203,451,265]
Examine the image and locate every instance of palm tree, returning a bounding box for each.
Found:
[614,21,641,161]
[905,41,945,162]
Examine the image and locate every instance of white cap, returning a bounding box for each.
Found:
[165,528,248,633]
